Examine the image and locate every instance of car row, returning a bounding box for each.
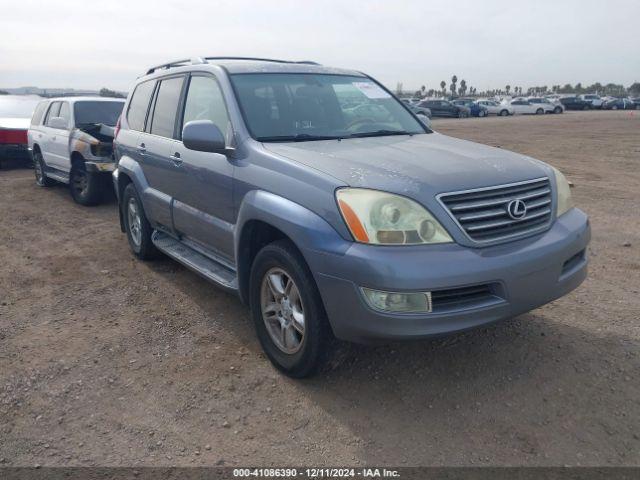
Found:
[22,57,590,378]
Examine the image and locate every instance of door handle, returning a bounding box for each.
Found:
[170,152,182,166]
[137,143,146,154]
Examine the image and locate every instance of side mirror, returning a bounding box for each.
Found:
[416,113,431,129]
[49,117,68,130]
[182,120,227,154]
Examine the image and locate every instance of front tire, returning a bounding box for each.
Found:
[536,108,544,115]
[554,106,563,114]
[70,162,103,206]
[33,151,54,187]
[122,183,159,260]
[249,240,332,378]
[499,109,509,116]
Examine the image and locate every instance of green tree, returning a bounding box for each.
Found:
[99,87,125,98]
[629,82,640,95]
[440,80,446,96]
[505,85,511,95]
[450,75,458,96]
[459,79,467,96]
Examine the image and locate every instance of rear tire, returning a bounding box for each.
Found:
[554,106,563,114]
[33,151,54,187]
[122,183,159,260]
[536,108,544,115]
[499,109,508,116]
[70,162,103,206]
[249,239,332,378]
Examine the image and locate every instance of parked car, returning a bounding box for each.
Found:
[579,94,604,109]
[0,95,42,166]
[601,97,636,110]
[509,99,546,115]
[528,97,563,114]
[404,104,432,128]
[418,99,470,118]
[113,57,589,377]
[452,99,489,117]
[27,97,125,205]
[631,98,640,109]
[559,97,591,110]
[476,99,514,116]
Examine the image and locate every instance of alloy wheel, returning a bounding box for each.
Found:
[260,267,305,354]
[127,197,143,247]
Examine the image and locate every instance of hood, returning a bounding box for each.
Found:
[264,133,551,200]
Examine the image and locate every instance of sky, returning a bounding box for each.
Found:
[1,0,639,93]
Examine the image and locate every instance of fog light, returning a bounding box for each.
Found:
[361,288,432,313]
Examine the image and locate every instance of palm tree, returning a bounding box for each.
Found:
[440,81,446,96]
[450,75,458,96]
[505,85,511,95]
[459,79,467,96]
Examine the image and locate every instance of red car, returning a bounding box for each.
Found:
[0,95,42,166]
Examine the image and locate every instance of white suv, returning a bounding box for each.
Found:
[579,94,604,109]
[28,97,125,205]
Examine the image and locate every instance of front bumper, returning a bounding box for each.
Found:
[306,208,590,343]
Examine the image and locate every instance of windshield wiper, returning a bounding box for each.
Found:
[347,130,414,138]
[257,133,343,142]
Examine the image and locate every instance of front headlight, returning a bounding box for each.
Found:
[336,188,453,245]
[552,167,573,217]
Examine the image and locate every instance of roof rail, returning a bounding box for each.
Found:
[203,56,321,65]
[144,57,321,75]
[145,57,206,75]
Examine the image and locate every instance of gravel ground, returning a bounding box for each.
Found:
[0,110,638,467]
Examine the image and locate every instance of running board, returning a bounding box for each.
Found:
[151,231,238,291]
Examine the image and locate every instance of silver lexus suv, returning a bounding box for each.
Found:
[113,57,590,377]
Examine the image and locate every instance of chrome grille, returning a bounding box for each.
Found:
[438,178,553,243]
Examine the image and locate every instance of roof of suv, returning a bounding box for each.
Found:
[142,57,364,78]
[43,96,125,103]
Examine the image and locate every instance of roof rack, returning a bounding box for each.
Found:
[145,57,320,75]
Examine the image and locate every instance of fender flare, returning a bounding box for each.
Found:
[234,190,351,303]
[114,155,151,232]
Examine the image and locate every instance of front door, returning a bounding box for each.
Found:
[47,101,72,171]
[170,73,235,262]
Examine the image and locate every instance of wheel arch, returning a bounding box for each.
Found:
[235,190,350,305]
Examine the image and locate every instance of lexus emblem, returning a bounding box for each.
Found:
[506,199,527,220]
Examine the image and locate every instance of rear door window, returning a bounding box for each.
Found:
[127,80,156,132]
[149,76,184,138]
[44,102,61,126]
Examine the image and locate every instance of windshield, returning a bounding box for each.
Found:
[230,73,427,142]
[74,101,124,126]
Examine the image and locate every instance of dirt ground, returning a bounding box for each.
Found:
[0,110,638,467]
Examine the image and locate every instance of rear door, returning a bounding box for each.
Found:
[142,75,187,232]
[40,101,60,165]
[124,78,173,230]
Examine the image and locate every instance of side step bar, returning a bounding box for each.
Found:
[151,231,238,291]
